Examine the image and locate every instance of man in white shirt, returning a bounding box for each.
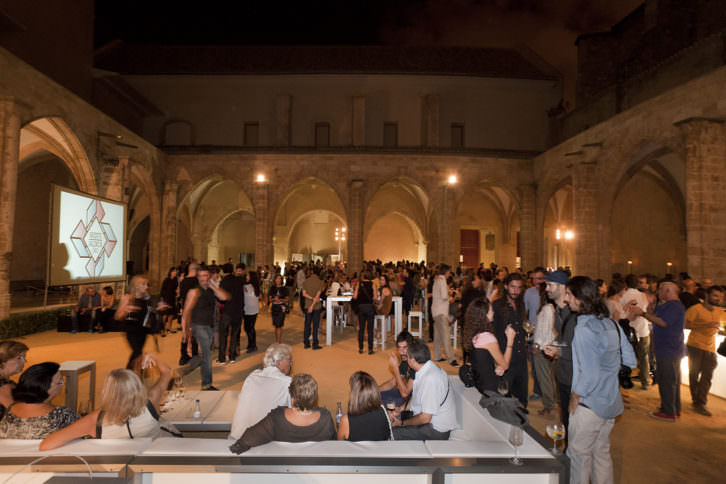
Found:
[620,274,651,389]
[391,338,457,440]
[229,344,293,440]
[431,264,458,366]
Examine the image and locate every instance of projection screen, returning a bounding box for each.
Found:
[49,185,126,286]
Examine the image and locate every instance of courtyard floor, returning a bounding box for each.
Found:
[13,307,724,484]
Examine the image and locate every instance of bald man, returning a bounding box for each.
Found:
[629,281,685,422]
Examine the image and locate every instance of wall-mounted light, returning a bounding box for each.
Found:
[447,174,458,185]
[564,230,574,240]
[255,173,266,183]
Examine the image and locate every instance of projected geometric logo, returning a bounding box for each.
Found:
[70,200,118,278]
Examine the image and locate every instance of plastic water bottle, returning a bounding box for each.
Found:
[193,399,201,419]
[336,401,343,425]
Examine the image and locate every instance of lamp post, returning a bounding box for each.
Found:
[335,227,346,261]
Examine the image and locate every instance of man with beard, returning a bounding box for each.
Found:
[543,270,578,438]
[492,273,527,407]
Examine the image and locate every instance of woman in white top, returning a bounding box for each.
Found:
[243,271,261,353]
[531,287,557,417]
[39,353,172,450]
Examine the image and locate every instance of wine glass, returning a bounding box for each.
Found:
[546,423,565,455]
[523,320,533,333]
[508,425,524,465]
[497,378,509,396]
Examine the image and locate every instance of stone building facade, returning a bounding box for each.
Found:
[1,1,726,319]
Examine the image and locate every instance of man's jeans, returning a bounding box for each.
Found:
[219,313,242,362]
[393,423,450,440]
[304,309,321,347]
[656,356,681,416]
[687,345,717,406]
[187,325,214,387]
[636,336,651,387]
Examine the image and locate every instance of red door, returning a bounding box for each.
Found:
[460,229,480,268]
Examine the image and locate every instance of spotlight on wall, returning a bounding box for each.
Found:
[447,174,458,185]
[627,260,633,265]
[255,173,266,183]
[555,229,561,240]
[564,230,574,240]
[666,261,673,267]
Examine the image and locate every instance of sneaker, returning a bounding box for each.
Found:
[215,359,227,365]
[436,358,446,362]
[203,385,220,391]
[692,404,712,417]
[649,411,676,422]
[529,393,542,401]
[450,360,459,367]
[312,345,323,350]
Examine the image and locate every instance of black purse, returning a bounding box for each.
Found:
[611,319,634,389]
[717,339,726,358]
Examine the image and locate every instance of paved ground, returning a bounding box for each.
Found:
[12,308,725,484]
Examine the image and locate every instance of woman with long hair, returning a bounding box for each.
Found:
[115,275,162,369]
[40,353,173,449]
[0,362,78,439]
[468,298,516,394]
[243,270,261,352]
[532,285,557,417]
[337,371,392,441]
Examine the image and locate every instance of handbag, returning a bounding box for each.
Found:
[459,363,475,387]
[611,319,634,389]
[717,339,726,357]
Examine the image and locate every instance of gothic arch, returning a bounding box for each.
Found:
[19,117,97,194]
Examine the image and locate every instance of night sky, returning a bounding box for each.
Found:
[94,0,643,104]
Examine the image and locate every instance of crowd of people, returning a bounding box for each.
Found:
[2,257,724,484]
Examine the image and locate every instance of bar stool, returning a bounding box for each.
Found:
[450,319,459,350]
[59,360,96,413]
[407,311,423,338]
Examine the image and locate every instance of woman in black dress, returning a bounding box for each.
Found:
[116,276,168,369]
[160,267,179,336]
[337,371,392,441]
[354,271,376,354]
[467,297,515,395]
[268,274,289,344]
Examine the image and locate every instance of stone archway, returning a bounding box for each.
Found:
[456,182,521,269]
[176,175,255,264]
[364,178,429,263]
[608,150,686,276]
[273,177,346,264]
[542,180,574,271]
[20,117,97,195]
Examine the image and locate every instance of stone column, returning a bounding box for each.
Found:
[433,184,457,267]
[675,118,726,282]
[161,180,178,271]
[572,161,600,277]
[0,98,27,319]
[253,182,271,267]
[347,180,364,273]
[518,183,537,270]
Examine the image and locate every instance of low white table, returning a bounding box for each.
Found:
[161,390,237,432]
